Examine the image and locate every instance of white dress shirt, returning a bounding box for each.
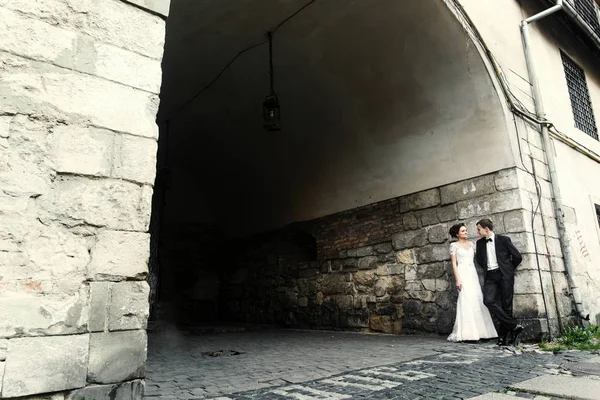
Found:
[486,233,499,271]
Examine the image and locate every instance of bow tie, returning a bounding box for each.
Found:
[486,238,493,243]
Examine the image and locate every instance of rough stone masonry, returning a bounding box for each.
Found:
[218,168,575,338]
[0,0,168,398]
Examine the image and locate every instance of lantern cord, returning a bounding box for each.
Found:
[268,32,275,95]
[162,0,318,123]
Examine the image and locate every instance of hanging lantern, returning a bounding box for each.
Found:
[263,94,281,131]
[263,31,281,131]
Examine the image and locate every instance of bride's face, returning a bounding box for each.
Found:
[458,226,468,239]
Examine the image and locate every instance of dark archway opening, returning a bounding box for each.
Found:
[147,0,511,334]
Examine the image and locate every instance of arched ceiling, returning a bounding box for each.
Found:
[158,0,513,236]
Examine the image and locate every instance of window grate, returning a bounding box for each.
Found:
[573,0,600,39]
[561,51,599,140]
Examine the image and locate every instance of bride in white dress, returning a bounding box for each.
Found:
[447,223,497,342]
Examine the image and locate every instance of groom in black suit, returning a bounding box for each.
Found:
[475,218,524,346]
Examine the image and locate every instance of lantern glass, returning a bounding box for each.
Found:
[263,94,281,131]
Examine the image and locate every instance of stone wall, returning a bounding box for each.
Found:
[220,167,574,339]
[0,0,166,398]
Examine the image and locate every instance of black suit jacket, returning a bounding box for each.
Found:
[476,234,522,280]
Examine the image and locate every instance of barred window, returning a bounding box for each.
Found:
[560,51,599,140]
[573,0,600,39]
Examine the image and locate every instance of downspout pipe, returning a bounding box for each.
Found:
[520,0,590,321]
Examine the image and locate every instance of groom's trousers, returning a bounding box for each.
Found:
[483,269,518,332]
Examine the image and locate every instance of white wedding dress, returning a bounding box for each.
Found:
[447,242,497,342]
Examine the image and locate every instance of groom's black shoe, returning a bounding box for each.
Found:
[497,332,508,346]
[508,324,524,345]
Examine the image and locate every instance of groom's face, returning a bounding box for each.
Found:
[476,224,489,238]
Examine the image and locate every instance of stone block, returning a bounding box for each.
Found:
[405,265,417,281]
[514,269,544,294]
[0,284,89,338]
[0,53,159,139]
[435,279,449,291]
[298,297,308,307]
[440,175,496,204]
[319,274,349,294]
[376,264,390,276]
[89,282,110,332]
[354,271,377,292]
[427,224,448,244]
[422,279,436,292]
[519,253,550,271]
[1,220,90,290]
[532,159,549,181]
[88,330,147,384]
[0,339,7,361]
[399,188,440,212]
[417,209,439,226]
[405,281,422,291]
[407,290,435,302]
[456,189,522,219]
[109,281,150,331]
[391,230,428,250]
[402,212,420,230]
[0,116,11,138]
[89,230,150,281]
[355,246,374,257]
[506,232,546,254]
[0,116,52,199]
[416,245,449,264]
[369,315,401,334]
[374,242,392,254]
[395,249,415,264]
[494,168,519,191]
[40,176,152,232]
[514,294,545,318]
[437,204,458,222]
[503,209,529,233]
[94,43,162,93]
[357,255,381,270]
[331,295,353,310]
[66,380,144,400]
[51,125,114,177]
[112,134,158,184]
[416,262,448,279]
[374,276,403,297]
[1,334,89,398]
[387,264,404,275]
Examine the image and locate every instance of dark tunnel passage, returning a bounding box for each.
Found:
[148,0,514,334]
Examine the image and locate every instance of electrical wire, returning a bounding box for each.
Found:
[161,0,319,123]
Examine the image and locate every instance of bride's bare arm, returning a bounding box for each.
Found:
[450,244,462,291]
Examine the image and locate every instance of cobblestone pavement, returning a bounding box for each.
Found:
[144,328,593,400]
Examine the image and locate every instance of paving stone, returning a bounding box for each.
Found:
[144,329,596,400]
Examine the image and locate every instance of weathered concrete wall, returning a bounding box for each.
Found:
[0,0,166,398]
[458,0,600,326]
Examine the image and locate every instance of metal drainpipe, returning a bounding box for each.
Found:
[520,0,590,321]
